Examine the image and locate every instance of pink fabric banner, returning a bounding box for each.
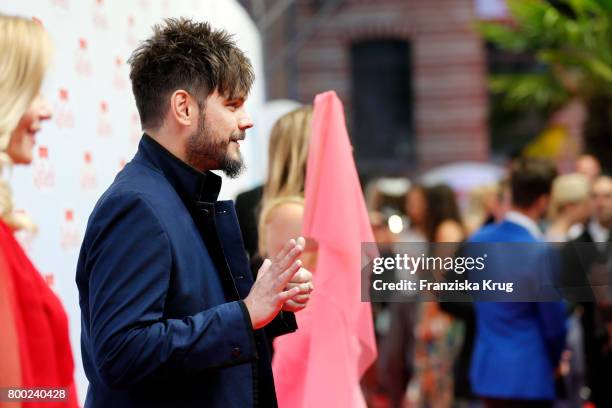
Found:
[273,91,377,407]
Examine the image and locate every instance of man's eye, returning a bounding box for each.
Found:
[226,99,244,110]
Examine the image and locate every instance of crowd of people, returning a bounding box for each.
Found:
[368,154,612,408]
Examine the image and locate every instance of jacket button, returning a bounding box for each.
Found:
[231,347,241,358]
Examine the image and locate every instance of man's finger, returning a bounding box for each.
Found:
[290,293,310,303]
[287,281,313,293]
[256,259,271,281]
[283,299,307,312]
[290,268,312,284]
[296,236,306,249]
[276,259,302,289]
[276,286,301,304]
[276,244,303,273]
[301,282,314,293]
[273,239,296,264]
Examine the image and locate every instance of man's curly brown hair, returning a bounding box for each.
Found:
[128,18,254,130]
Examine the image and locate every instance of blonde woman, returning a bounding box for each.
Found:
[258,106,317,270]
[0,15,78,407]
[260,105,323,406]
[547,173,590,242]
[464,183,501,235]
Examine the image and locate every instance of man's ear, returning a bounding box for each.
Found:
[169,90,194,126]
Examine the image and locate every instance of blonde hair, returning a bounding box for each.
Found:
[258,106,312,255]
[263,106,312,200]
[549,173,590,219]
[464,183,499,232]
[0,15,52,230]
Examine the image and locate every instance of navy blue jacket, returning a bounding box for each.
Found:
[76,135,296,407]
[468,220,567,401]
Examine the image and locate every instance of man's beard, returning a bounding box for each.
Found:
[185,113,245,178]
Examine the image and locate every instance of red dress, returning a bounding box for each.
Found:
[0,220,78,408]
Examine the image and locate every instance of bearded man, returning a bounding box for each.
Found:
[76,18,313,408]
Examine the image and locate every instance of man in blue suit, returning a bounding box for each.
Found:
[76,18,313,407]
[469,158,567,407]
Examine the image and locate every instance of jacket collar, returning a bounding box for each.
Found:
[588,219,610,243]
[137,133,221,204]
[505,210,543,240]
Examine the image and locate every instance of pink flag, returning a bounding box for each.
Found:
[272,91,378,407]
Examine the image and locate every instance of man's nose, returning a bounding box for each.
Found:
[238,113,253,131]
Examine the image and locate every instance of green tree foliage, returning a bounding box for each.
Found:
[478,0,612,167]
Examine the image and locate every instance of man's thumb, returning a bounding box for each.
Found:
[256,258,272,280]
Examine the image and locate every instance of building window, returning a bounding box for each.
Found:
[350,39,414,177]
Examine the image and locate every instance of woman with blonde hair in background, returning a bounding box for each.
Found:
[546,173,591,242]
[263,91,379,407]
[464,183,507,236]
[258,106,316,270]
[258,106,320,403]
[546,173,590,407]
[0,14,78,407]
